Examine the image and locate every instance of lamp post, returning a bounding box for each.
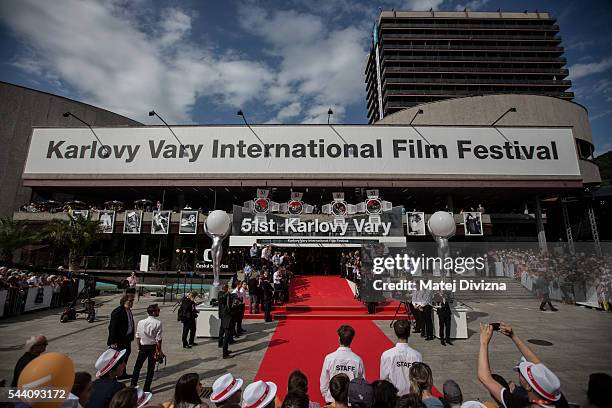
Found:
[203,210,231,303]
[427,211,456,284]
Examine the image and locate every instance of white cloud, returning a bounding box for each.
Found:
[591,110,612,121]
[238,5,368,123]
[402,0,446,10]
[0,0,276,123]
[568,57,612,80]
[301,104,345,124]
[277,102,303,120]
[565,40,594,52]
[454,0,490,11]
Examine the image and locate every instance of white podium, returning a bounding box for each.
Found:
[196,304,220,338]
[432,305,469,339]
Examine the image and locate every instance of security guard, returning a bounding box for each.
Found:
[319,325,365,404]
[379,319,422,396]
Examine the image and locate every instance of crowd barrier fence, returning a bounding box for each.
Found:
[0,280,83,318]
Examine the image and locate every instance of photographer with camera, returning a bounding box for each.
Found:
[478,321,568,408]
[131,303,163,392]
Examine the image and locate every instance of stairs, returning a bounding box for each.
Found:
[243,303,404,321]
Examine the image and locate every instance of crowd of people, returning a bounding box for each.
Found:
[7,318,611,408]
[0,266,80,311]
[487,249,612,310]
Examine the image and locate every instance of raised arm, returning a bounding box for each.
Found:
[499,322,541,364]
[478,323,504,398]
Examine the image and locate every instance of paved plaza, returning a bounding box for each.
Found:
[1,292,611,406]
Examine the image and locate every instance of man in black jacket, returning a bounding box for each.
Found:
[107,291,135,379]
[218,284,233,358]
[261,273,274,322]
[179,291,199,348]
[248,274,260,314]
[436,291,453,346]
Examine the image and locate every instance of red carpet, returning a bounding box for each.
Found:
[253,276,439,404]
[254,318,394,404]
[244,276,403,320]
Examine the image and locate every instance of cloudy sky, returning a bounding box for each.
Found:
[1,0,611,154]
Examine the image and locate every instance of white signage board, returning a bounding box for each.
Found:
[24,126,580,179]
[140,254,149,272]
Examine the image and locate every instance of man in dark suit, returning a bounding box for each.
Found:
[436,291,453,346]
[107,290,135,379]
[218,284,232,359]
[179,291,199,348]
[248,274,260,314]
[261,272,274,322]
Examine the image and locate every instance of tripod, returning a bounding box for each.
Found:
[389,300,413,327]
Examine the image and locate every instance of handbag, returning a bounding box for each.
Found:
[153,342,164,362]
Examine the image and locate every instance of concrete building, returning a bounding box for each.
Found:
[0,81,141,218]
[365,10,573,123]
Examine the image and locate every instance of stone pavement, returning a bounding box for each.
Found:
[1,293,611,406]
[0,293,277,403]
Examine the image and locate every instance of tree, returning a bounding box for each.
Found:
[0,217,37,262]
[44,215,102,271]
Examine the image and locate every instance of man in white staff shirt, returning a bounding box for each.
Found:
[320,325,365,404]
[131,304,163,392]
[380,319,422,396]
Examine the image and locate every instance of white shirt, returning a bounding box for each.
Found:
[273,271,282,285]
[379,343,422,396]
[232,287,246,303]
[320,346,365,403]
[272,255,281,266]
[136,315,163,345]
[261,247,269,260]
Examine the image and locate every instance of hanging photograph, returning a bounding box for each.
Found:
[151,210,171,235]
[123,210,143,234]
[72,210,89,220]
[179,210,198,234]
[463,212,483,236]
[99,210,115,234]
[406,212,426,236]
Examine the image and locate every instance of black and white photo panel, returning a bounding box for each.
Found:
[99,210,115,234]
[179,210,198,234]
[407,212,426,236]
[151,210,171,235]
[463,211,483,236]
[123,210,143,234]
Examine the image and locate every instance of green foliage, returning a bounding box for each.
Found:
[0,218,37,261]
[44,215,102,271]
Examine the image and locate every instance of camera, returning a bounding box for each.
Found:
[490,322,500,331]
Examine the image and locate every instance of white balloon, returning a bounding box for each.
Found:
[206,210,230,235]
[428,211,456,238]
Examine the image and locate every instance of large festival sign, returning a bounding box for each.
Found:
[23,126,580,180]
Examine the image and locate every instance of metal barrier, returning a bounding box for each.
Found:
[0,280,82,318]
